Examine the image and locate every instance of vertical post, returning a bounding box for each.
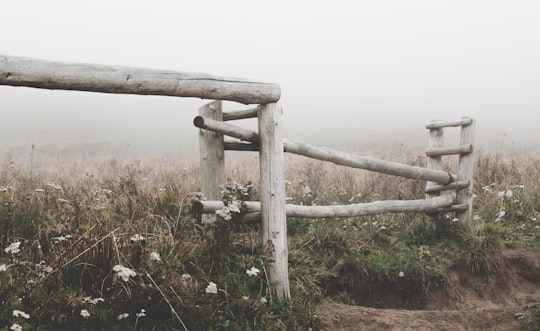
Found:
[198,100,225,225]
[258,102,290,300]
[457,117,475,224]
[425,124,444,230]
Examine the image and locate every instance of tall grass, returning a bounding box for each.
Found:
[1,149,540,329]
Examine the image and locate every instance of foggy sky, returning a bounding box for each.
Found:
[1,0,539,157]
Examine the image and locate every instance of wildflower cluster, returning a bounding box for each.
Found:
[113,264,137,282]
[215,183,253,221]
[205,281,218,294]
[5,241,21,254]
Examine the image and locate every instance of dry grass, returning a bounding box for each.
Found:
[2,147,540,329]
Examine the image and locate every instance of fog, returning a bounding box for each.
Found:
[1,1,539,161]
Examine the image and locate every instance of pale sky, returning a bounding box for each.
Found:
[1,0,539,156]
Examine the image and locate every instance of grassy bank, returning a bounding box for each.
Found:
[1,151,540,330]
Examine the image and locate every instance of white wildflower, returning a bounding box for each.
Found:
[181,273,192,287]
[5,241,21,254]
[136,309,146,318]
[36,261,54,276]
[47,182,63,190]
[495,210,506,222]
[12,310,30,319]
[52,235,71,243]
[451,218,459,222]
[260,297,267,304]
[149,251,161,262]
[215,207,232,220]
[0,264,6,272]
[113,265,136,282]
[380,225,387,230]
[80,309,90,318]
[10,323,22,331]
[303,186,312,196]
[229,200,241,213]
[205,282,218,294]
[35,188,44,192]
[82,296,104,305]
[117,313,130,320]
[398,271,405,278]
[246,267,261,277]
[130,234,146,242]
[497,190,513,199]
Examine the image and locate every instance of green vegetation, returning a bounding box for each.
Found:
[1,151,540,330]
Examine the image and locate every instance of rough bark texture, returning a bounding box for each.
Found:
[0,54,280,104]
[193,194,456,219]
[258,103,290,300]
[198,101,225,225]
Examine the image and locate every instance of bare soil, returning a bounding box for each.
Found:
[320,246,540,330]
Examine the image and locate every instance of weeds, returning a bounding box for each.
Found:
[1,150,540,329]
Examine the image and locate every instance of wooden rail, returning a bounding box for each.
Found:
[193,115,456,184]
[0,55,281,104]
[193,194,456,219]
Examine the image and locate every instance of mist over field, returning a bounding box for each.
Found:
[1,1,539,163]
[0,86,535,167]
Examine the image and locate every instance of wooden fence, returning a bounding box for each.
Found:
[193,102,475,299]
[0,54,475,301]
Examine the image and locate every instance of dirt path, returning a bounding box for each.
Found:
[320,247,540,330]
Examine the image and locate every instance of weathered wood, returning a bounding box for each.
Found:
[198,101,225,225]
[286,194,456,218]
[223,107,260,121]
[193,116,259,143]
[425,144,473,157]
[0,54,280,104]
[224,141,260,151]
[258,103,289,300]
[456,117,475,224]
[424,180,470,194]
[192,118,456,184]
[425,118,473,129]
[425,125,444,229]
[283,139,456,184]
[430,203,468,214]
[193,194,456,219]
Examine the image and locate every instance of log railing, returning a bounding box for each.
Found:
[0,54,476,302]
[195,100,475,301]
[0,55,280,104]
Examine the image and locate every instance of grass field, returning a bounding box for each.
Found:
[1,149,540,330]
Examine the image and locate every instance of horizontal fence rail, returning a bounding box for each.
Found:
[0,55,281,104]
[192,194,456,219]
[193,115,456,184]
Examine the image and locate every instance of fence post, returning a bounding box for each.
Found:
[425,123,444,230]
[258,102,290,300]
[198,100,225,225]
[456,117,475,224]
